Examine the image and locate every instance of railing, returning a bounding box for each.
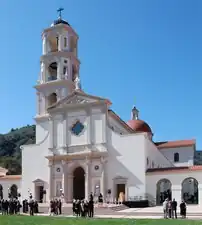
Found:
[48,76,57,81]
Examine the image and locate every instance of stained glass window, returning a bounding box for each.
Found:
[71,120,84,136]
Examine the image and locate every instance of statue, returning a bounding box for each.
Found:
[75,76,81,90]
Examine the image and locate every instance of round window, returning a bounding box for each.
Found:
[56,167,60,172]
[94,165,99,170]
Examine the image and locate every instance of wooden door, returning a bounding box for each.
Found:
[116,184,125,201]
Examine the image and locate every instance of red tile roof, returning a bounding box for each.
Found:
[146,165,202,174]
[0,175,21,180]
[155,139,195,149]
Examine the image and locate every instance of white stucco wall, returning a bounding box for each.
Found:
[145,139,174,169]
[0,179,21,200]
[160,146,194,167]
[107,130,147,199]
[146,170,202,205]
[21,132,50,201]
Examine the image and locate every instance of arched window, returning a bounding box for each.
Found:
[174,153,179,162]
[0,184,3,199]
[156,179,172,205]
[181,177,198,204]
[10,184,18,199]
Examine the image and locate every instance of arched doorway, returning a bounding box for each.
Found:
[73,167,85,200]
[10,184,18,199]
[0,184,3,199]
[156,179,172,205]
[181,177,198,204]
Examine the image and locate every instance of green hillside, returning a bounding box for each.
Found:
[0,125,35,175]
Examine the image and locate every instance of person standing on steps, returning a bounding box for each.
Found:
[171,198,177,219]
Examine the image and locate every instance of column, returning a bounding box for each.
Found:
[49,118,54,149]
[40,62,44,82]
[48,161,53,201]
[57,60,63,79]
[61,160,66,202]
[67,174,73,202]
[198,184,202,206]
[85,159,90,200]
[42,34,47,54]
[100,157,107,202]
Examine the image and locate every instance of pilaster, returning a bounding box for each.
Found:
[85,157,90,200]
[62,113,68,148]
[48,161,53,201]
[61,160,67,202]
[58,34,63,51]
[49,117,54,149]
[171,185,181,204]
[36,92,40,115]
[86,109,93,145]
[67,174,73,202]
[100,157,107,202]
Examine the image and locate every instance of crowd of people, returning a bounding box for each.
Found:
[72,196,94,217]
[0,193,190,220]
[0,198,21,214]
[163,198,187,219]
[22,197,39,216]
[49,193,95,217]
[49,199,62,215]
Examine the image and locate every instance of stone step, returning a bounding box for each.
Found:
[110,205,129,211]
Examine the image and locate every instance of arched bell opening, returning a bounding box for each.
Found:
[47,93,57,107]
[48,62,57,81]
[48,36,58,53]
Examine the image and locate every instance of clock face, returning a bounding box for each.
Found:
[71,120,84,136]
[56,168,60,172]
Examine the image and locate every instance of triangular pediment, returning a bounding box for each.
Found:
[33,178,44,183]
[48,90,111,110]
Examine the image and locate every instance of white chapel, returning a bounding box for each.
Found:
[0,13,202,207]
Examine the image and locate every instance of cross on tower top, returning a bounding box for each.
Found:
[57,7,64,19]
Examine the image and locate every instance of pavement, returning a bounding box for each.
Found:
[24,213,202,220]
[36,204,202,219]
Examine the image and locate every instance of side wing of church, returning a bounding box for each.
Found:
[1,13,201,207]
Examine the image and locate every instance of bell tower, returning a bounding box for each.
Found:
[35,8,80,117]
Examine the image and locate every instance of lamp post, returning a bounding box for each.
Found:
[8,187,10,200]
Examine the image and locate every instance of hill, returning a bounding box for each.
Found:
[0,125,36,175]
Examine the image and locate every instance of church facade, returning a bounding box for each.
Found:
[1,15,202,206]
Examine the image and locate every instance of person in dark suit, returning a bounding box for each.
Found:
[88,193,94,217]
[171,198,177,219]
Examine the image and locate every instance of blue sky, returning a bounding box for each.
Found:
[0,0,201,148]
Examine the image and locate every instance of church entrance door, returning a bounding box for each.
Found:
[35,185,44,203]
[116,184,125,202]
[73,167,85,200]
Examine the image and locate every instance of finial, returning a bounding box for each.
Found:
[57,7,64,19]
[131,106,139,120]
